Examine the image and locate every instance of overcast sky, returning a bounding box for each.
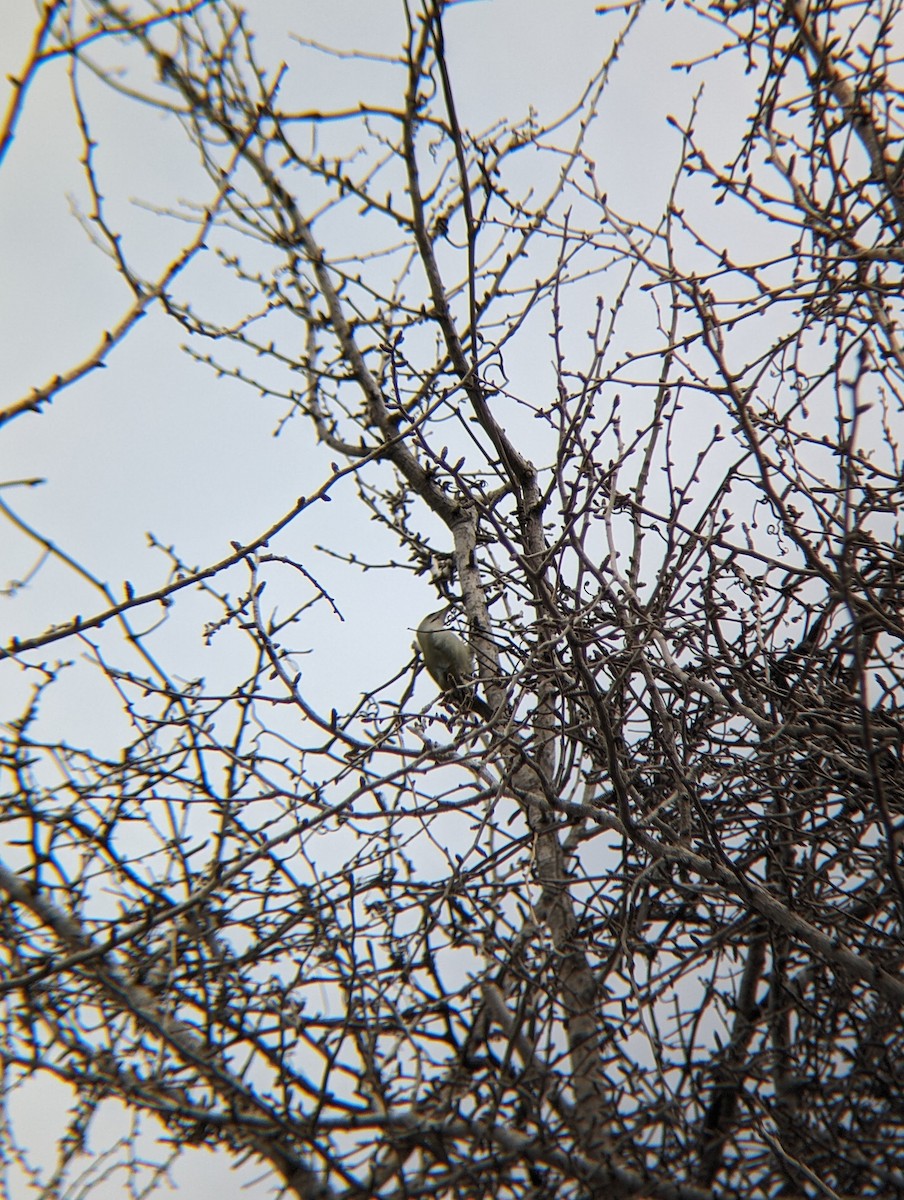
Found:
[0,3,743,1194]
[0,0,739,708]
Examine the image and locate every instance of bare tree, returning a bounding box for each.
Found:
[2,2,904,1197]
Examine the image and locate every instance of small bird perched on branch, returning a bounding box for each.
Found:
[416,606,492,720]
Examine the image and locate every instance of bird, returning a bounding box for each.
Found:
[416,606,493,720]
